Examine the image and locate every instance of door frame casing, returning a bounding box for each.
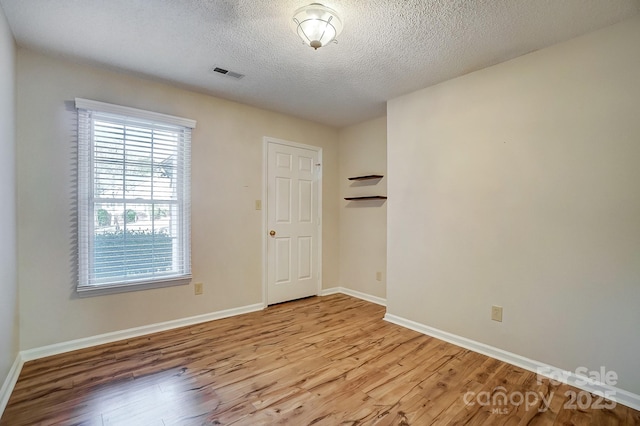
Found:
[262,136,323,307]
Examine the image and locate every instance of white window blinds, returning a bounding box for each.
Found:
[76,98,196,295]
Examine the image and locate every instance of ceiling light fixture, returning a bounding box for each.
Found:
[291,3,343,50]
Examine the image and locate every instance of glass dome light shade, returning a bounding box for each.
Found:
[291,3,343,50]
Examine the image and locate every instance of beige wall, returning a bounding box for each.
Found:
[0,4,18,385]
[338,117,387,299]
[16,49,339,350]
[387,16,640,395]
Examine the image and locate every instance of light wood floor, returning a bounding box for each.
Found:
[2,294,638,425]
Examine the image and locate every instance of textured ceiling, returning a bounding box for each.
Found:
[1,0,639,127]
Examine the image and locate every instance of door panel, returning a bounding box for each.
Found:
[275,177,291,223]
[275,237,291,283]
[267,141,320,305]
[276,152,292,169]
[298,180,312,223]
[297,236,312,280]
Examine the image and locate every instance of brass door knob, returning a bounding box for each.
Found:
[269,230,276,236]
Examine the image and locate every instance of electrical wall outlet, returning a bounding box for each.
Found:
[194,282,204,295]
[491,305,503,322]
[376,271,382,281]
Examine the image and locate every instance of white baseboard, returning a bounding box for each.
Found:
[20,303,264,362]
[320,287,386,306]
[0,354,24,417]
[319,287,341,296]
[384,313,640,412]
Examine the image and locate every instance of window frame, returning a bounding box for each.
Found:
[75,98,196,297]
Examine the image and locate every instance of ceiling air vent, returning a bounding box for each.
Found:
[212,67,245,80]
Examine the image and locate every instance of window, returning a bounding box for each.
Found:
[75,98,196,295]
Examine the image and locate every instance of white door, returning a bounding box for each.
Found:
[266,139,321,305]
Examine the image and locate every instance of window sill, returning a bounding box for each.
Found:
[77,275,192,297]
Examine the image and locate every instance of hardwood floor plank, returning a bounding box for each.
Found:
[1,294,638,425]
